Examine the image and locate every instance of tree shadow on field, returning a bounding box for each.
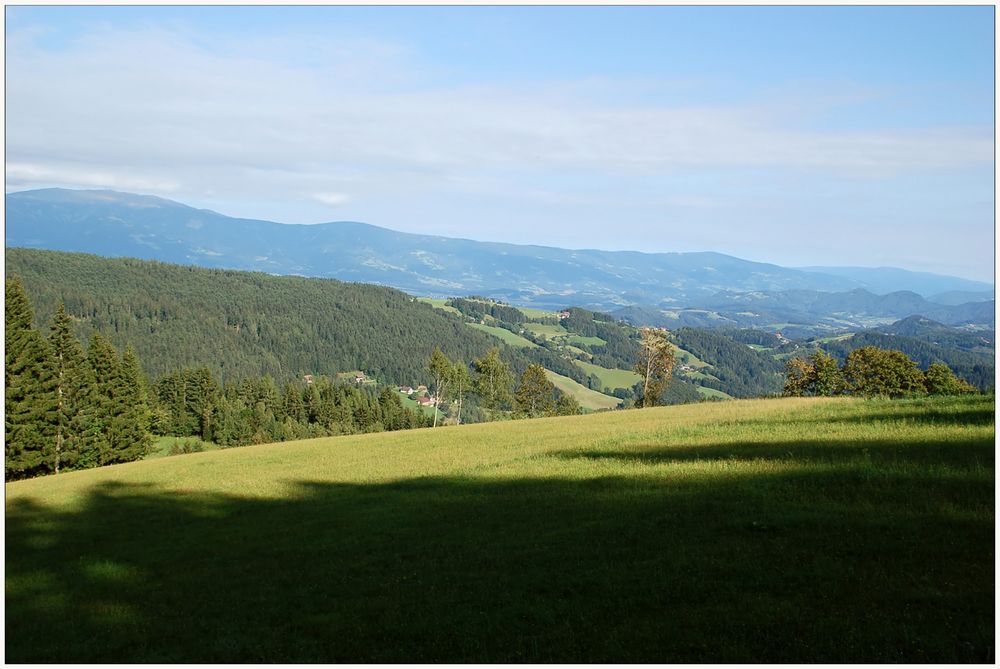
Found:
[6,463,994,664]
[556,434,996,470]
[707,400,995,432]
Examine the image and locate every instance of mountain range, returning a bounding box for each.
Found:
[6,188,994,327]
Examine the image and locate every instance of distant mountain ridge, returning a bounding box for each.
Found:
[6,188,993,313]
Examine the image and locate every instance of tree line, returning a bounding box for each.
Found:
[5,278,434,480]
[783,347,978,398]
[6,279,152,480]
[6,248,533,385]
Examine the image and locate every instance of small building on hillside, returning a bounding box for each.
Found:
[399,386,414,395]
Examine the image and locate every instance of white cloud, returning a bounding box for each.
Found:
[312,192,351,206]
[2,20,993,279]
[5,23,992,201]
[6,162,179,193]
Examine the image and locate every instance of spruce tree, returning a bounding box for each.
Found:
[118,345,154,461]
[47,303,98,473]
[5,279,58,479]
[83,341,154,464]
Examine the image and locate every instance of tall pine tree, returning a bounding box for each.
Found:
[47,303,98,473]
[5,279,57,479]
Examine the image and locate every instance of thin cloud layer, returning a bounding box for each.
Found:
[4,16,994,280]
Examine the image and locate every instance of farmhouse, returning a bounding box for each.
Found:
[398,386,414,395]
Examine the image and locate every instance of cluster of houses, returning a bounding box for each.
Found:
[398,385,438,407]
[302,371,377,386]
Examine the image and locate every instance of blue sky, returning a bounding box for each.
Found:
[5,6,995,281]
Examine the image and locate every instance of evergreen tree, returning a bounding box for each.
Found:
[282,382,307,423]
[117,346,154,461]
[47,303,98,473]
[88,333,150,465]
[5,279,57,479]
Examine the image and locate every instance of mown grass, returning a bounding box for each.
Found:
[543,369,623,411]
[6,395,994,663]
[565,334,606,347]
[524,323,568,338]
[415,296,461,315]
[466,322,539,348]
[573,359,642,390]
[695,385,733,400]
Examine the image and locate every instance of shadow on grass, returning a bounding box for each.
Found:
[706,399,996,431]
[6,459,994,663]
[556,434,996,469]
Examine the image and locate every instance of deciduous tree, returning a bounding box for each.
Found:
[634,328,676,407]
[515,364,556,418]
[473,347,514,417]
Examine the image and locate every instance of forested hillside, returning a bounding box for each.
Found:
[6,248,519,385]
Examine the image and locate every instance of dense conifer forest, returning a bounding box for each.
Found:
[6,248,530,385]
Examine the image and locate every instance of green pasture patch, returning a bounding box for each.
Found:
[565,334,606,347]
[519,306,559,319]
[695,385,733,400]
[573,360,642,390]
[466,323,539,348]
[542,370,622,411]
[417,297,462,315]
[668,342,711,368]
[7,395,994,663]
[524,323,568,338]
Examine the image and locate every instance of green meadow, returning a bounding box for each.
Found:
[543,369,623,410]
[573,359,642,390]
[6,395,994,663]
[695,385,734,400]
[466,322,539,348]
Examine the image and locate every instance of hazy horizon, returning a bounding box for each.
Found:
[5,6,995,282]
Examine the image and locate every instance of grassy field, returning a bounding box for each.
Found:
[466,322,539,348]
[6,395,994,663]
[543,370,623,411]
[517,306,559,319]
[524,323,568,338]
[695,385,734,400]
[416,297,462,315]
[573,359,642,390]
[669,342,711,368]
[565,334,606,347]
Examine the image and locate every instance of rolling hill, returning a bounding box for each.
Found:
[6,188,992,312]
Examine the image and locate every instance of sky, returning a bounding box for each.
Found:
[5,6,995,282]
